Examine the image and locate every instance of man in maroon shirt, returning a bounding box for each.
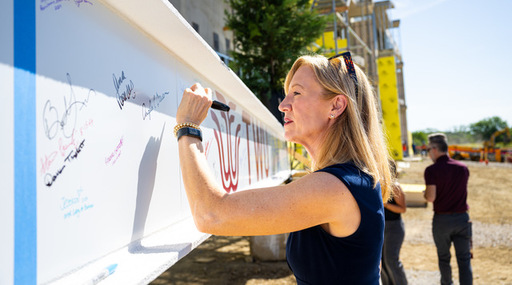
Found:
[424,133,472,285]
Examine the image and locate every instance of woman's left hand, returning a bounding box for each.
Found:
[176,83,213,125]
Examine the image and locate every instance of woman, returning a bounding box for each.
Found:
[175,53,391,284]
[381,161,408,285]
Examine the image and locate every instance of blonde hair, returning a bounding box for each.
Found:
[284,54,391,201]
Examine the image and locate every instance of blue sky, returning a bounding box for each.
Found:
[389,0,512,132]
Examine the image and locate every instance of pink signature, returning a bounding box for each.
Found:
[105,137,124,166]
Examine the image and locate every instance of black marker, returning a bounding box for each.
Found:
[211,100,230,112]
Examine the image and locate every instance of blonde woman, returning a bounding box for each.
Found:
[176,53,391,284]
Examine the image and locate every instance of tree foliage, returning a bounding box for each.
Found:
[225,0,326,113]
[444,125,476,144]
[469,116,509,141]
[412,131,429,146]
[413,116,510,146]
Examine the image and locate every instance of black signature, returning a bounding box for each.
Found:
[42,73,95,140]
[64,139,85,162]
[113,71,136,110]
[44,165,66,187]
[45,139,85,187]
[142,91,169,120]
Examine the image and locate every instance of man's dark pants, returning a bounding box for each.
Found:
[432,212,473,285]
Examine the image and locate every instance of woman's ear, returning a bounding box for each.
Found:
[331,95,348,117]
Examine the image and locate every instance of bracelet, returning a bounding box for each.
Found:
[176,127,202,141]
[174,122,200,137]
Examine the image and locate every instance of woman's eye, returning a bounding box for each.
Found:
[293,91,301,96]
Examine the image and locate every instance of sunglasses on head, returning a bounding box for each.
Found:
[328,51,359,100]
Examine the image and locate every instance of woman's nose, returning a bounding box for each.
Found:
[278,95,291,112]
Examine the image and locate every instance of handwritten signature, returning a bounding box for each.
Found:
[39,119,93,176]
[40,0,93,11]
[42,73,95,140]
[40,151,59,176]
[61,188,83,210]
[44,165,66,187]
[44,139,85,187]
[105,137,124,165]
[61,188,94,219]
[64,138,85,163]
[113,71,136,110]
[142,91,169,120]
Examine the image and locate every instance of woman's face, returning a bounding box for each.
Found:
[279,65,333,149]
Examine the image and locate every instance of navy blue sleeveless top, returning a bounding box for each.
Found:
[286,163,384,284]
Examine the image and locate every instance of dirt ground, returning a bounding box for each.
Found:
[151,158,512,284]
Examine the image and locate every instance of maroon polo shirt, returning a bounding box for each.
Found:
[424,154,469,213]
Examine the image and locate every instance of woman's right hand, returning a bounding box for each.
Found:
[176,83,213,126]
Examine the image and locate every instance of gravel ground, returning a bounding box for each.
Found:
[405,269,443,285]
[403,219,512,285]
[153,159,512,285]
[404,219,512,248]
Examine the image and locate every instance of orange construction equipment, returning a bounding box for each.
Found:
[483,128,511,163]
[449,128,512,163]
[448,145,482,161]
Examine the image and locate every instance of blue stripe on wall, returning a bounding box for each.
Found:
[14,0,37,284]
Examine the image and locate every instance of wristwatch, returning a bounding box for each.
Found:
[176,127,202,141]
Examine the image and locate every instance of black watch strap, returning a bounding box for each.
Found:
[177,127,202,141]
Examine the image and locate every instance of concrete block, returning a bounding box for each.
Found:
[250,233,289,261]
[401,183,427,207]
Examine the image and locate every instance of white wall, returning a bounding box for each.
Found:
[2,0,289,284]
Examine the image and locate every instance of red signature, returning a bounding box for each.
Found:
[39,119,93,175]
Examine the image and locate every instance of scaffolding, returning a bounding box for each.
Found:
[311,0,410,159]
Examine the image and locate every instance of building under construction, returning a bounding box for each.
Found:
[170,0,410,160]
[311,0,409,160]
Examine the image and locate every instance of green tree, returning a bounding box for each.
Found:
[469,116,509,141]
[412,131,429,146]
[225,0,326,122]
[444,125,477,144]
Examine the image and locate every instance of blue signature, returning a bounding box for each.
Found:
[40,0,93,11]
[61,188,94,219]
